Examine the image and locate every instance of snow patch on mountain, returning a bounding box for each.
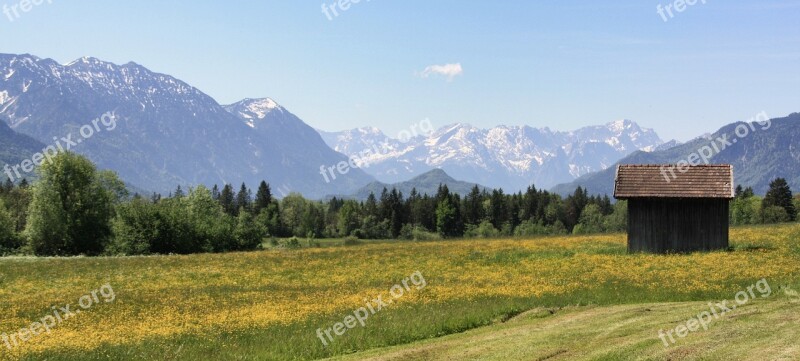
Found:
[320,120,663,191]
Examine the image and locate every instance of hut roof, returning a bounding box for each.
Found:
[614,164,734,199]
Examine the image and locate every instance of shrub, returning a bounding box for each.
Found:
[282,237,302,249]
[411,227,441,241]
[761,206,790,224]
[514,220,550,237]
[343,236,362,246]
[399,224,415,240]
[464,220,500,239]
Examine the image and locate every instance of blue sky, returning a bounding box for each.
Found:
[2,0,798,141]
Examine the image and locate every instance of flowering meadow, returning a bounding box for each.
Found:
[0,224,798,360]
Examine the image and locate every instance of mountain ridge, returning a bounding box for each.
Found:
[551,113,800,196]
[0,53,374,198]
[320,120,664,192]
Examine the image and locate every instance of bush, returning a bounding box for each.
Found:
[399,224,415,240]
[411,227,441,241]
[573,204,604,235]
[603,200,628,232]
[761,206,790,224]
[282,237,302,249]
[514,220,550,237]
[464,220,500,239]
[343,236,362,246]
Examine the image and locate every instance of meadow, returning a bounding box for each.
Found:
[0,224,798,360]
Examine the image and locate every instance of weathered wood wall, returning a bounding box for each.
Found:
[627,198,729,253]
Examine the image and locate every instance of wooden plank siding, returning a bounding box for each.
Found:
[627,198,729,253]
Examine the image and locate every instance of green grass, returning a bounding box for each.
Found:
[1,224,799,360]
[332,296,800,361]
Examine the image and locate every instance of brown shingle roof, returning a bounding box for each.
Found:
[614,164,734,199]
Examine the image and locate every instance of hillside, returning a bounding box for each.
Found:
[0,117,46,181]
[348,168,487,200]
[0,54,373,198]
[552,113,800,196]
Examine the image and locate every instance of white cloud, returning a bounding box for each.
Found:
[419,63,463,81]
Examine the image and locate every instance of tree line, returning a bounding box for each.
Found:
[0,152,796,256]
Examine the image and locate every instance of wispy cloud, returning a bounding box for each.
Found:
[418,63,463,81]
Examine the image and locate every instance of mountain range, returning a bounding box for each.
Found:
[552,113,800,196]
[1,53,797,200]
[319,120,665,191]
[0,54,372,198]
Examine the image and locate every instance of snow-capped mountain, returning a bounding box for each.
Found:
[320,120,664,191]
[0,54,373,198]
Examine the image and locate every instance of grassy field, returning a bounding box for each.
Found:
[0,224,798,360]
[334,297,800,361]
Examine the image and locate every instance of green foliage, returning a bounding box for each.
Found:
[234,210,266,250]
[761,206,790,224]
[253,181,273,215]
[25,152,123,256]
[219,184,236,216]
[464,220,500,239]
[282,237,302,249]
[763,178,796,221]
[514,220,560,237]
[436,197,458,238]
[342,236,362,246]
[573,204,604,234]
[411,227,442,241]
[794,197,800,221]
[110,186,262,255]
[603,200,628,232]
[15,151,800,258]
[0,198,19,253]
[731,196,760,226]
[109,197,160,255]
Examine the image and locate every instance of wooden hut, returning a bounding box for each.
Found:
[613,164,734,253]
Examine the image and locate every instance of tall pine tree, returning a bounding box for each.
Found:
[236,183,251,213]
[253,181,273,215]
[763,178,797,221]
[219,184,236,216]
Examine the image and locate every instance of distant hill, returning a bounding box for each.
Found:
[348,169,487,200]
[0,117,46,181]
[552,113,800,196]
